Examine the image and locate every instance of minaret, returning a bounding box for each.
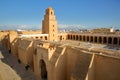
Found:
[42,7,58,41]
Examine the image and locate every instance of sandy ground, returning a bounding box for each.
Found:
[0,43,38,80]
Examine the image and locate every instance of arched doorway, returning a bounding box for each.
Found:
[108,37,112,44]
[80,36,82,41]
[119,38,120,45]
[103,37,107,44]
[94,36,97,43]
[87,36,89,42]
[76,35,78,40]
[73,35,75,40]
[90,36,93,42]
[99,37,102,43]
[83,36,85,41]
[68,35,70,39]
[40,60,47,80]
[71,35,72,40]
[113,37,118,45]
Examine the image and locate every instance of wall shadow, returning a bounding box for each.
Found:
[0,43,38,80]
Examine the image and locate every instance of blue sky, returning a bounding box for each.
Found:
[0,0,120,30]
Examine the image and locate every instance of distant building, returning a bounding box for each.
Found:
[90,27,115,34]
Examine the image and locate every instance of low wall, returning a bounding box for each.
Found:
[94,54,120,80]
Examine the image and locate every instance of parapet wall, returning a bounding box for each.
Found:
[94,54,120,80]
[0,31,8,42]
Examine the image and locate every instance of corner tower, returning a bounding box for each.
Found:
[42,7,58,41]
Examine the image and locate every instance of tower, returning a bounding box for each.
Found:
[42,7,58,41]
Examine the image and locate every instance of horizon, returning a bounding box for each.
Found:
[0,0,120,30]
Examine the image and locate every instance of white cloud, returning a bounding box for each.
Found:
[0,24,39,30]
[58,24,86,30]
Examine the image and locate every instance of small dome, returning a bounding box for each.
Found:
[47,7,53,10]
[45,7,54,15]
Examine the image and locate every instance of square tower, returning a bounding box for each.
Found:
[42,7,58,41]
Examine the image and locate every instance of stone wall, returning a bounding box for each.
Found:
[33,42,120,80]
[94,54,120,80]
[0,31,8,42]
[10,38,19,56]
[18,38,34,70]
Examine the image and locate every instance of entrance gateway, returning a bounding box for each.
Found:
[40,60,47,80]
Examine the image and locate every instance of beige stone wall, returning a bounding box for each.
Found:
[33,46,49,79]
[11,38,19,56]
[58,33,68,41]
[33,42,120,80]
[0,30,18,52]
[8,30,18,42]
[1,35,9,50]
[94,54,120,80]
[90,28,111,34]
[0,31,8,42]
[18,30,42,34]
[18,38,34,70]
[34,43,67,80]
[50,46,67,80]
[67,47,93,80]
[85,54,95,80]
[2,30,17,51]
[82,53,120,80]
[66,47,79,80]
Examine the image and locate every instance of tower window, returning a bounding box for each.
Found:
[51,12,53,15]
[53,34,54,37]
[53,25,54,27]
[53,29,54,31]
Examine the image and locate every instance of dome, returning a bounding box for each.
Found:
[47,7,53,10]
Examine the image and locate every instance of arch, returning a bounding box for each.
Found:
[83,36,85,41]
[103,37,107,44]
[113,37,118,44]
[87,36,89,42]
[108,37,112,44]
[80,35,82,41]
[99,37,102,43]
[76,35,78,40]
[94,36,97,43]
[90,36,93,42]
[119,38,120,45]
[70,35,72,40]
[73,35,75,40]
[68,35,70,39]
[40,60,47,79]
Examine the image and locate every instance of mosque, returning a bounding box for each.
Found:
[0,7,120,80]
